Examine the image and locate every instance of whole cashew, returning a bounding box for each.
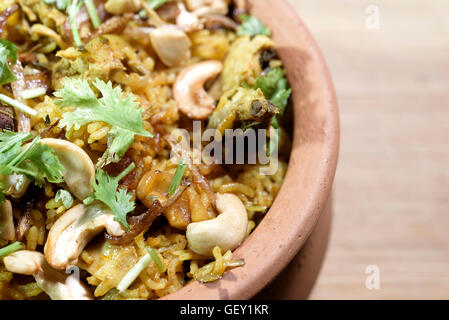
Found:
[44,203,125,270]
[173,60,223,120]
[40,139,95,201]
[3,250,93,300]
[186,193,248,256]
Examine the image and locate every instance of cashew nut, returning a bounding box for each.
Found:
[44,203,126,270]
[3,250,93,300]
[173,60,223,120]
[186,193,248,256]
[0,200,15,241]
[150,25,192,67]
[40,138,95,201]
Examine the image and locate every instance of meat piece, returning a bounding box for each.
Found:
[221,35,275,92]
[207,87,279,133]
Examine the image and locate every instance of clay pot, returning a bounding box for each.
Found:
[164,0,340,300]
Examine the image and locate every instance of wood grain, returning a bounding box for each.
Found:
[286,0,449,299]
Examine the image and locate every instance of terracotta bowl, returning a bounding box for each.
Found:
[164,0,340,300]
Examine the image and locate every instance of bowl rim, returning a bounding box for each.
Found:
[163,0,340,300]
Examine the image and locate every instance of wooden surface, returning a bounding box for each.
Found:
[286,0,449,299]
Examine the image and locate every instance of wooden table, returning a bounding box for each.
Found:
[286,0,449,299]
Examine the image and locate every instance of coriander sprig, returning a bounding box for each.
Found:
[55,78,153,167]
[84,163,136,230]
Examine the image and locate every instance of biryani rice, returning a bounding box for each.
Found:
[0,0,291,300]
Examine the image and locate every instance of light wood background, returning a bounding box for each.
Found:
[286,0,449,299]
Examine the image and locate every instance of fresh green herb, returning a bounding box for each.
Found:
[43,0,70,11]
[168,158,186,196]
[0,131,65,187]
[253,68,291,113]
[55,189,74,209]
[146,246,165,273]
[83,163,136,230]
[0,39,18,86]
[55,78,153,167]
[20,87,47,100]
[0,241,24,258]
[0,93,38,117]
[117,253,152,292]
[84,0,101,29]
[252,68,291,156]
[67,0,84,47]
[237,15,271,37]
[148,0,172,10]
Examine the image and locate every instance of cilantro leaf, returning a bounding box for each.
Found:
[253,68,291,114]
[55,189,74,209]
[0,131,65,187]
[55,78,153,167]
[148,0,172,9]
[237,15,271,37]
[83,163,136,231]
[0,39,18,86]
